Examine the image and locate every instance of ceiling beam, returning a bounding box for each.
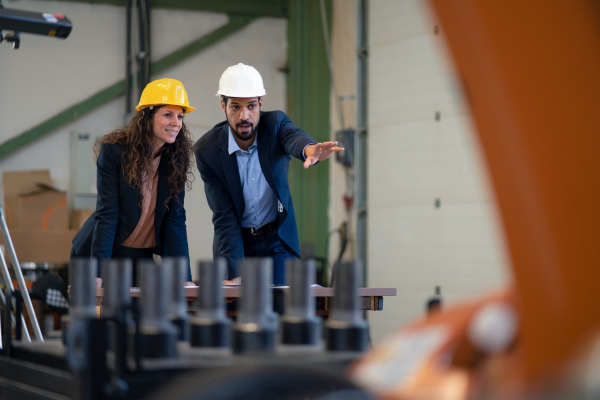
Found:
[36,0,289,18]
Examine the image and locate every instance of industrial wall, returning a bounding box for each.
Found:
[360,0,511,341]
[0,1,287,269]
[1,0,510,344]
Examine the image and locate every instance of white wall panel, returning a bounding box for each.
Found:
[0,2,127,135]
[369,33,467,126]
[150,10,228,62]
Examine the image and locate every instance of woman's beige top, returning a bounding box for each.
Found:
[121,155,161,248]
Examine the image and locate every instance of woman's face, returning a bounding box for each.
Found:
[152,105,184,151]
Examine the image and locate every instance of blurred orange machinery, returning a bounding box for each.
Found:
[350,1,600,399]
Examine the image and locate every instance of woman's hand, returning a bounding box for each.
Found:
[223,277,241,286]
[223,277,241,303]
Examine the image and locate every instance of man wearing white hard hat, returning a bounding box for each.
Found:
[195,63,343,285]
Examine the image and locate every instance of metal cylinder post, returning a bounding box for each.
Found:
[102,258,132,319]
[190,258,230,348]
[233,258,278,354]
[281,258,321,345]
[69,258,98,319]
[326,261,369,351]
[134,259,177,358]
[163,257,189,341]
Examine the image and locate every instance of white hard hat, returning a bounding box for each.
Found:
[216,63,267,98]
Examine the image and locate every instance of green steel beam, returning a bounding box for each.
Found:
[287,0,332,276]
[0,82,124,160]
[41,0,126,6]
[38,0,289,18]
[153,14,254,74]
[151,0,288,18]
[0,14,256,160]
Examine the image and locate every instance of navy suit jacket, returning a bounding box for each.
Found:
[71,143,191,278]
[194,110,315,278]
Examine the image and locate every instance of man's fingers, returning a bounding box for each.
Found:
[319,143,344,152]
[304,156,320,168]
[322,141,339,146]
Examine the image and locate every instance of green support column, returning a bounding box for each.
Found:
[287,0,332,266]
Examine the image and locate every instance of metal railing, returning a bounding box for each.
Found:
[0,205,43,343]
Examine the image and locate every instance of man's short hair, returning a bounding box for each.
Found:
[220,96,262,106]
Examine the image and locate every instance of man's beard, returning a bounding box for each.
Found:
[230,121,257,143]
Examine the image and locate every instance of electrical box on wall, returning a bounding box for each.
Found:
[335,129,355,167]
[69,131,102,213]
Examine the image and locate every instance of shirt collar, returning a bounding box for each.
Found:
[228,126,257,155]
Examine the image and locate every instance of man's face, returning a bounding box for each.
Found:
[221,97,262,146]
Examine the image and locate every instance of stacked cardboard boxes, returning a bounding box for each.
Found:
[1,170,78,264]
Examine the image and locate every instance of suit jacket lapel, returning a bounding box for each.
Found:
[219,126,245,222]
[154,156,168,232]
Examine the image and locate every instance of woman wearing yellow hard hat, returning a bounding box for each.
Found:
[70,78,195,284]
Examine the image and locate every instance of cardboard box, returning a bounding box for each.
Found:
[71,208,94,230]
[3,170,68,231]
[0,229,77,265]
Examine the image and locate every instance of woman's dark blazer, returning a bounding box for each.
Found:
[71,143,190,277]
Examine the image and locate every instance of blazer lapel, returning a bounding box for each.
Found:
[219,126,245,222]
[154,156,168,232]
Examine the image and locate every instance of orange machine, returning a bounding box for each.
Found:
[351,1,600,399]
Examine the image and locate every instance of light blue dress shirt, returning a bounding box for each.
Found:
[228,128,279,229]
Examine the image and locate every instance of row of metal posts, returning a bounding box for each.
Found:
[66,256,369,399]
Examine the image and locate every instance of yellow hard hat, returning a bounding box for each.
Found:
[136,78,196,113]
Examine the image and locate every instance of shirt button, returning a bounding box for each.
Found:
[254,197,258,200]
[252,178,255,181]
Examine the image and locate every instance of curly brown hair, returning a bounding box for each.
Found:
[93,106,194,208]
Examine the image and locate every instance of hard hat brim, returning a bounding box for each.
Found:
[215,91,266,98]
[135,104,196,114]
